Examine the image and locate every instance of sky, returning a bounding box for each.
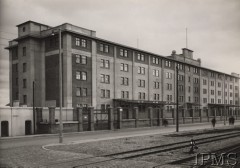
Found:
[0,0,240,106]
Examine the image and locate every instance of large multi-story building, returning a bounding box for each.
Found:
[6,21,240,118]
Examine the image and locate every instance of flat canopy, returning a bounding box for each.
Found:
[113,99,176,105]
[208,103,239,107]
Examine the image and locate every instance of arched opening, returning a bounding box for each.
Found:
[1,121,9,137]
[25,120,32,135]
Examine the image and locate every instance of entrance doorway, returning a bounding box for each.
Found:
[1,121,9,137]
[25,120,32,135]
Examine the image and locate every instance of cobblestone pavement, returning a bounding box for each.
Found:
[0,122,239,167]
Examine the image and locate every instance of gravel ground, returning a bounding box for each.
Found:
[46,126,240,167]
[1,126,239,168]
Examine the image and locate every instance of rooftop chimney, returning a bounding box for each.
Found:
[182,48,193,59]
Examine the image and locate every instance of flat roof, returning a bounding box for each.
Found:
[9,21,240,78]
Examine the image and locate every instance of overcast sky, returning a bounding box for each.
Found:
[0,0,240,106]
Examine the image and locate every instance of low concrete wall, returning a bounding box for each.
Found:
[41,107,74,122]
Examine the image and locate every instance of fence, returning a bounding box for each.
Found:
[34,106,240,134]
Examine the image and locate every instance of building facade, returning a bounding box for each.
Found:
[6,21,240,118]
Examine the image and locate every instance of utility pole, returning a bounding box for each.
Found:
[176,66,179,132]
[224,74,226,125]
[51,28,63,143]
[33,81,35,134]
[59,28,63,143]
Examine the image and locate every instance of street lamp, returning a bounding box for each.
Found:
[52,28,63,143]
[176,66,179,132]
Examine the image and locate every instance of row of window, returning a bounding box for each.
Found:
[76,87,87,97]
[75,38,87,48]
[99,44,109,53]
[203,98,236,105]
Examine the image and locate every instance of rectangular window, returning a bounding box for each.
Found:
[105,75,110,83]
[154,94,160,100]
[194,78,199,83]
[153,69,159,77]
[154,82,160,89]
[188,86,191,93]
[203,98,207,103]
[23,79,27,88]
[218,99,221,104]
[100,59,110,69]
[76,55,80,63]
[76,71,81,80]
[138,66,145,74]
[121,91,129,99]
[203,89,207,94]
[121,91,124,99]
[81,39,86,48]
[178,74,184,81]
[210,81,214,86]
[153,57,159,64]
[120,49,123,56]
[203,79,207,85]
[81,56,87,64]
[211,90,214,95]
[101,89,110,98]
[23,95,27,104]
[195,97,199,103]
[100,44,104,52]
[137,53,145,61]
[165,60,171,67]
[193,67,198,74]
[76,71,87,80]
[124,50,128,57]
[81,72,87,80]
[120,63,128,72]
[106,90,110,98]
[218,82,221,87]
[100,74,105,83]
[105,45,109,53]
[166,72,172,79]
[167,83,172,90]
[76,87,81,96]
[101,89,105,98]
[210,72,215,77]
[235,93,238,97]
[23,63,26,72]
[23,47,26,56]
[76,55,87,64]
[121,77,129,85]
[100,74,110,83]
[76,38,80,46]
[82,88,87,96]
[138,79,145,87]
[218,91,221,96]
[178,85,184,91]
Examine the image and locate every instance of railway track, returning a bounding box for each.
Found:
[156,144,240,168]
[43,131,240,168]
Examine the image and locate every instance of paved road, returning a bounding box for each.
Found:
[1,121,239,149]
[0,121,239,167]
